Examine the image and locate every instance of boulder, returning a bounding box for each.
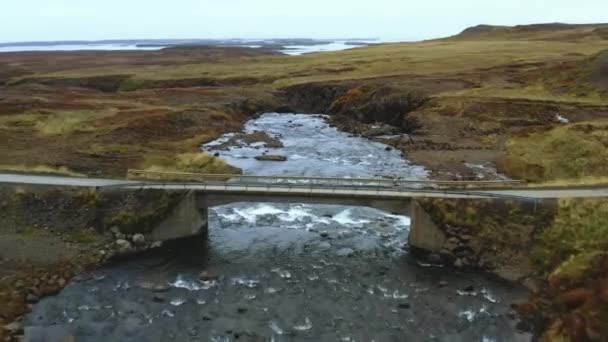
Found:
[255,155,287,162]
[363,125,398,137]
[132,234,145,245]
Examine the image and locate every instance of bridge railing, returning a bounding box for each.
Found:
[126,169,525,190]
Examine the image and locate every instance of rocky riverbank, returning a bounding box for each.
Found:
[0,185,189,341]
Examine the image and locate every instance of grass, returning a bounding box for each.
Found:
[35,110,117,135]
[532,198,608,274]
[0,164,85,177]
[526,176,608,188]
[497,120,608,182]
[143,152,241,176]
[438,82,607,105]
[0,109,117,136]
[24,39,608,89]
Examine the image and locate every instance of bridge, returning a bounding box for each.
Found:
[1,170,607,242]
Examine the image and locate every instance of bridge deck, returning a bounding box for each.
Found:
[0,172,607,200]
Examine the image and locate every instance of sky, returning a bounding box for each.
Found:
[1,0,607,43]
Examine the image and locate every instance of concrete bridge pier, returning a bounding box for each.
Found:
[147,191,209,242]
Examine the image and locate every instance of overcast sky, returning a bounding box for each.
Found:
[1,0,607,43]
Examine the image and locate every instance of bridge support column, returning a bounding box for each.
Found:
[408,200,446,253]
[148,191,208,242]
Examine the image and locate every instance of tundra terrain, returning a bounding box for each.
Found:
[0,23,607,181]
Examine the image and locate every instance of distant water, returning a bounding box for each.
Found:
[279,41,376,55]
[0,44,164,53]
[0,41,375,55]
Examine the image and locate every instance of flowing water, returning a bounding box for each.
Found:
[26,113,531,341]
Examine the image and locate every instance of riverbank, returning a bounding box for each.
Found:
[0,185,193,340]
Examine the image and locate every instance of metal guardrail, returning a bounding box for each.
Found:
[126,169,526,190]
[110,178,540,203]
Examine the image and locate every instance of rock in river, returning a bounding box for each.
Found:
[255,155,287,162]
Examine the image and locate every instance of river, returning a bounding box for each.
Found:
[25,113,531,341]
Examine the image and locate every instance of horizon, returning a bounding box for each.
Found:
[1,21,607,46]
[1,0,607,43]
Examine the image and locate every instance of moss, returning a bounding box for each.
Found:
[104,191,183,234]
[70,230,99,244]
[419,198,556,267]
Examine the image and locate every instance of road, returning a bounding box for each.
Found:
[1,173,607,200]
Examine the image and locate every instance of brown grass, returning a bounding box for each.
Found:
[497,121,608,182]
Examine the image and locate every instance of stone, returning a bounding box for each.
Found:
[198,270,219,281]
[132,234,145,245]
[254,155,287,162]
[363,126,397,137]
[454,258,464,268]
[385,147,393,151]
[110,226,121,236]
[237,307,248,314]
[463,285,475,293]
[151,241,163,249]
[336,248,355,257]
[57,278,66,287]
[438,280,448,288]
[152,285,170,293]
[397,303,411,309]
[318,242,332,249]
[116,239,132,252]
[428,253,442,263]
[26,293,39,304]
[445,237,460,250]
[3,321,22,333]
[153,294,166,303]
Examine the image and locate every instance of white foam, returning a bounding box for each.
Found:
[458,310,476,322]
[220,204,330,226]
[170,275,217,291]
[384,214,411,228]
[332,209,371,226]
[170,298,186,306]
[481,288,499,303]
[231,277,260,288]
[271,268,292,279]
[270,321,284,335]
[293,317,313,331]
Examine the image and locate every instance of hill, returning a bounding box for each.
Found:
[451,22,608,41]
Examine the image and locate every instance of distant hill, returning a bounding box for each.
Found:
[449,23,608,41]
